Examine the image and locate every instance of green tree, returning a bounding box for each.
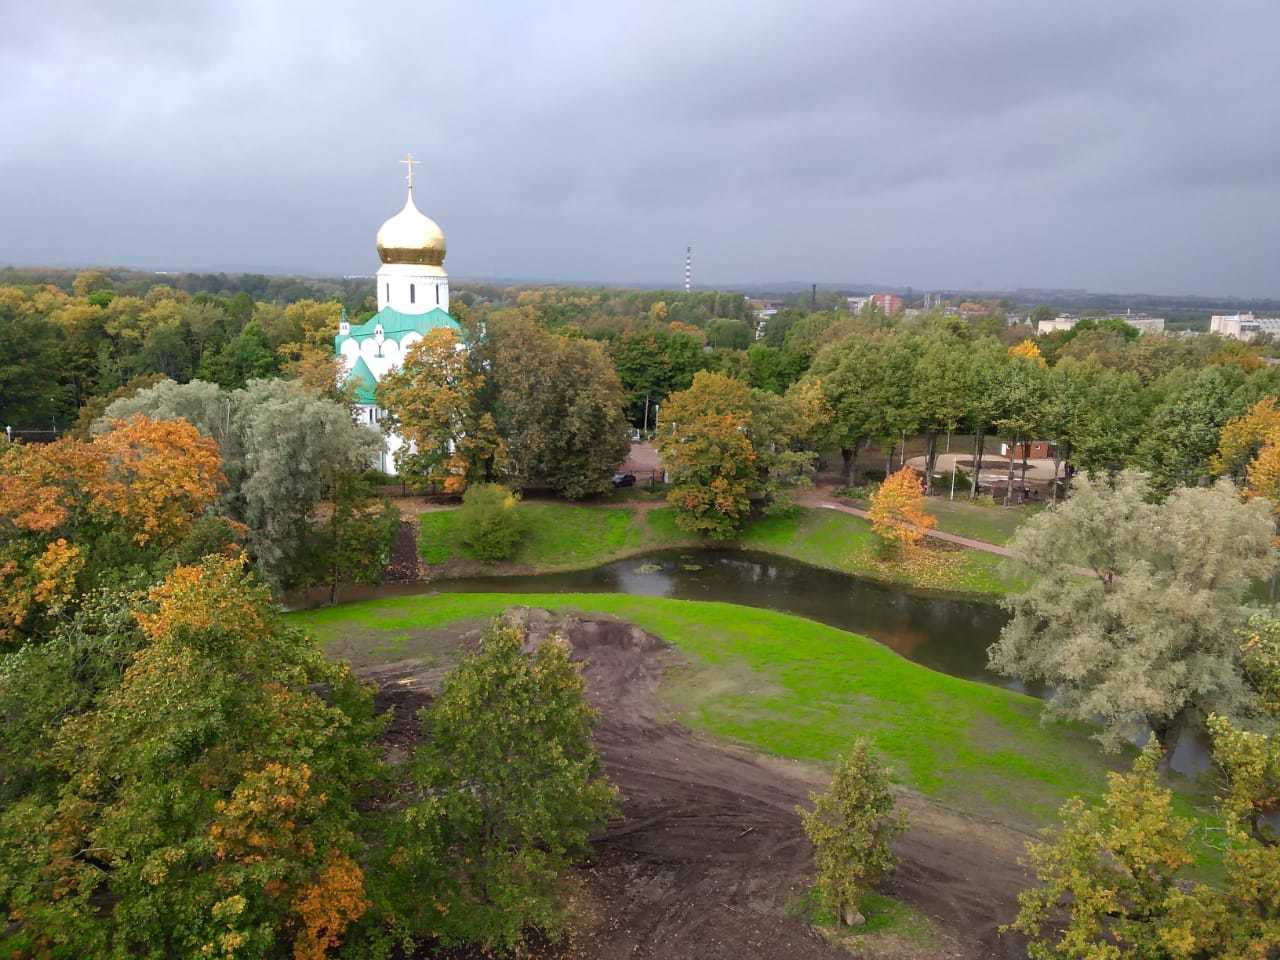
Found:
[457,483,525,561]
[380,618,617,953]
[610,324,706,427]
[989,471,1275,754]
[798,740,906,927]
[1135,365,1253,496]
[706,317,752,349]
[196,319,279,388]
[308,476,400,603]
[489,314,631,499]
[913,335,970,495]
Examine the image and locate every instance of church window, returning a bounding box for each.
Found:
[410,283,416,304]
[436,284,440,305]
[385,282,390,302]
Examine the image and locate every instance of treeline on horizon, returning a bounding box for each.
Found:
[4,264,1280,490]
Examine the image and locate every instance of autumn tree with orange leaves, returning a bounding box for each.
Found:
[0,554,380,959]
[0,415,224,646]
[869,467,936,556]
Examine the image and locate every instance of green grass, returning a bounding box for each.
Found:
[795,886,933,946]
[923,497,1044,546]
[293,592,1166,829]
[422,502,1023,596]
[419,503,685,569]
[735,508,1021,596]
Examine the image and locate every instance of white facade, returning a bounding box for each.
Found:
[376,261,449,314]
[1211,312,1280,340]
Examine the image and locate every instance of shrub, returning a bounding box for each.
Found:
[378,618,617,953]
[457,484,524,561]
[798,739,906,927]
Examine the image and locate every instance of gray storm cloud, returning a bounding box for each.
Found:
[2,0,1278,296]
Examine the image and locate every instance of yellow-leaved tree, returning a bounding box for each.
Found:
[868,467,935,556]
[1007,338,1046,367]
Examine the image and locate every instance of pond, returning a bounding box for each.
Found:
[328,548,1016,687]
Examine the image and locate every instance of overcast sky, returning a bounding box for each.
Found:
[3,1,1279,296]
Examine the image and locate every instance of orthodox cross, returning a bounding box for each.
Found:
[400,152,418,190]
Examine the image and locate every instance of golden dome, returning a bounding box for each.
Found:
[376,189,446,266]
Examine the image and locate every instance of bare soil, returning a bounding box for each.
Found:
[363,610,1032,959]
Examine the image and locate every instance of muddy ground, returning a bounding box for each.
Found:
[361,610,1033,959]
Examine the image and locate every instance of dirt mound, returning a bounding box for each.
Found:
[362,609,1031,959]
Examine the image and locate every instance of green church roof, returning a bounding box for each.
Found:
[347,354,379,405]
[340,306,460,344]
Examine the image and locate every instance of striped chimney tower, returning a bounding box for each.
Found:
[684,245,692,292]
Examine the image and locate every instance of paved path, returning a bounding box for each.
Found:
[812,498,1018,559]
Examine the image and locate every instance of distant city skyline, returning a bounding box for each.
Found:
[4,1,1280,297]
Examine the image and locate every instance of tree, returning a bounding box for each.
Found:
[101,378,380,590]
[1004,742,1194,958]
[0,416,224,645]
[658,372,759,538]
[489,314,631,498]
[706,317,752,349]
[989,471,1275,754]
[1007,338,1045,366]
[455,483,525,561]
[1136,365,1253,496]
[995,345,1049,504]
[610,325,704,426]
[1213,396,1280,480]
[380,618,617,953]
[1007,735,1280,960]
[868,467,935,556]
[0,555,380,959]
[307,476,400,603]
[913,336,970,494]
[377,327,507,494]
[798,740,906,927]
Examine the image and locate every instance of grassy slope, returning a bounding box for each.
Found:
[418,503,685,566]
[420,503,1021,596]
[293,592,1192,832]
[737,509,1018,595]
[923,498,1044,546]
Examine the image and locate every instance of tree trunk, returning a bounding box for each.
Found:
[924,432,938,496]
[970,430,985,500]
[1004,434,1017,506]
[899,433,906,469]
[841,446,854,486]
[1020,443,1030,503]
[885,445,892,479]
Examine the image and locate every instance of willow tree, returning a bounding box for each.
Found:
[989,470,1275,754]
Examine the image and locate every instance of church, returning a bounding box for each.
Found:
[335,156,462,474]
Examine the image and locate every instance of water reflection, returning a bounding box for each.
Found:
[435,549,1011,687]
[306,548,1225,778]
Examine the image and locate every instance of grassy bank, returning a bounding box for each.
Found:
[291,592,1209,838]
[419,503,1021,596]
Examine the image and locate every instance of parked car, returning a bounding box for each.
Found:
[611,472,636,488]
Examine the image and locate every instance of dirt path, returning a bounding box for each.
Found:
[364,611,1032,959]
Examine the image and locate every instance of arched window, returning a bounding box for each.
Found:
[410,283,416,304]
[385,282,390,302]
[435,284,440,305]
